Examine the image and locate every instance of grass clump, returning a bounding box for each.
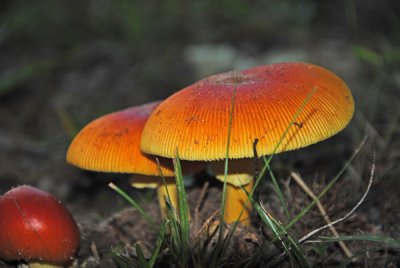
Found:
[109,87,400,267]
[109,141,400,267]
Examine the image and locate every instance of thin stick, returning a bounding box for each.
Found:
[298,151,375,245]
[253,138,259,180]
[90,241,101,263]
[291,172,353,258]
[269,144,373,267]
[194,181,210,232]
[193,209,220,241]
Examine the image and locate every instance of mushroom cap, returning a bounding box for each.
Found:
[141,62,354,161]
[0,185,80,265]
[66,101,177,177]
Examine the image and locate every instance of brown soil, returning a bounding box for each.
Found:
[1,0,400,267]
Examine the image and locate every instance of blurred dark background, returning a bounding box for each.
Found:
[0,0,399,234]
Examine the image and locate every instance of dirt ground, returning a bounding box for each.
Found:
[1,1,400,267]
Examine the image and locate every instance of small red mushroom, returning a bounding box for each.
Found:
[0,185,80,267]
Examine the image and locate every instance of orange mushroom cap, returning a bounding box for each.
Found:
[66,101,176,177]
[141,62,354,160]
[0,185,80,266]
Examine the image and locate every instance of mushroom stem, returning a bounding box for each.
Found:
[224,179,253,225]
[131,175,179,218]
[211,159,257,225]
[29,263,63,268]
[157,177,178,218]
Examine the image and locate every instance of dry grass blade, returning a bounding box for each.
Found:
[285,135,368,230]
[291,171,353,258]
[108,182,156,230]
[254,201,311,267]
[194,181,210,232]
[299,151,375,244]
[90,241,101,263]
[192,209,220,241]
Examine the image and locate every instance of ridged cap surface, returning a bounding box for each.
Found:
[67,101,176,176]
[141,62,354,160]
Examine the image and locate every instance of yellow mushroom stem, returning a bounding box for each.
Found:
[29,263,63,268]
[225,179,253,225]
[156,179,178,217]
[131,175,178,218]
[211,158,258,225]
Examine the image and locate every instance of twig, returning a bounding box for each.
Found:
[298,152,375,245]
[268,139,372,267]
[269,153,375,267]
[253,138,259,179]
[90,241,101,263]
[193,209,220,241]
[194,181,210,232]
[291,172,353,258]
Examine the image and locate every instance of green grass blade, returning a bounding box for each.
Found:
[253,87,318,219]
[166,206,181,260]
[155,157,182,260]
[0,57,57,96]
[111,246,135,268]
[173,152,190,266]
[207,72,239,268]
[0,50,74,97]
[286,135,367,230]
[320,235,400,248]
[155,157,179,220]
[253,201,288,250]
[251,198,311,267]
[136,243,150,268]
[352,45,383,66]
[108,182,156,230]
[266,161,291,219]
[55,106,79,139]
[162,182,181,257]
[149,220,168,267]
[219,71,238,225]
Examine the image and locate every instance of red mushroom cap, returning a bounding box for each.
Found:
[0,185,80,265]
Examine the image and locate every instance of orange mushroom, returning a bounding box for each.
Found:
[141,62,354,225]
[66,101,203,217]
